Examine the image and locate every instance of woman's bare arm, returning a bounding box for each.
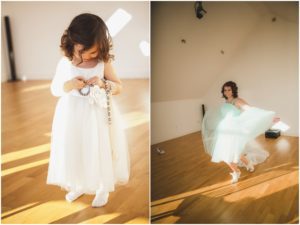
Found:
[236,98,280,122]
[235,98,250,111]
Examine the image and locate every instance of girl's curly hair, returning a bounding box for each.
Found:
[221,81,238,99]
[60,13,114,64]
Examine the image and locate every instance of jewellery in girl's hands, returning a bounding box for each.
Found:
[78,79,98,96]
[101,78,112,125]
[78,78,112,125]
[107,80,116,93]
[79,84,91,96]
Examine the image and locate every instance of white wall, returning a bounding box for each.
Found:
[151,98,203,144]
[151,2,298,144]
[1,1,150,81]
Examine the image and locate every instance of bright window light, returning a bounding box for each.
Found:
[271,121,290,132]
[106,8,132,37]
[139,41,150,56]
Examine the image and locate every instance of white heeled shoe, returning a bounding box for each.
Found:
[230,171,241,184]
[245,161,255,172]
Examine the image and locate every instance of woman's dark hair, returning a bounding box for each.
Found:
[60,13,114,64]
[221,81,238,99]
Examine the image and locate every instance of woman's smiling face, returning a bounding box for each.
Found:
[223,86,233,99]
[74,43,99,62]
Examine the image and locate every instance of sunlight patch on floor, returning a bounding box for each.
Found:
[263,162,293,172]
[125,216,149,224]
[2,200,89,224]
[2,202,39,218]
[21,83,51,93]
[2,158,49,177]
[2,143,50,164]
[79,213,121,224]
[223,170,298,203]
[123,111,149,129]
[44,132,51,137]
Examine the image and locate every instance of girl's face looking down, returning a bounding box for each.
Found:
[224,86,233,99]
[74,43,99,62]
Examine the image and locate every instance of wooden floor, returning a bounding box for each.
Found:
[151,132,299,223]
[2,79,150,224]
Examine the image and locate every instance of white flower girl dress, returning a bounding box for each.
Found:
[47,57,130,194]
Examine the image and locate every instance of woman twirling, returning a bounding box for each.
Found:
[202,81,279,183]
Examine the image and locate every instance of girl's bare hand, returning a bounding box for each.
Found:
[273,117,280,123]
[87,76,105,88]
[72,76,86,90]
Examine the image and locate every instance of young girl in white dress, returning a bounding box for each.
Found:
[202,81,279,183]
[47,13,130,207]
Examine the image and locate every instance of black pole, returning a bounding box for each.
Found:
[4,16,18,81]
[202,104,205,117]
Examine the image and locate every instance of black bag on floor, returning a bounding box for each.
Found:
[265,129,281,139]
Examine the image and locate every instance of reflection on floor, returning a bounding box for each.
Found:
[2,80,149,224]
[151,132,299,223]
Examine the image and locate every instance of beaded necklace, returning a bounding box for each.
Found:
[102,78,112,125]
[78,78,112,125]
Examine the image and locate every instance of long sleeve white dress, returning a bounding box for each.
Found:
[47,56,130,194]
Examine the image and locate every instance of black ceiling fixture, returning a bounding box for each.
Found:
[195,1,207,20]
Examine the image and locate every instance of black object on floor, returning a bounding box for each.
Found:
[265,129,281,139]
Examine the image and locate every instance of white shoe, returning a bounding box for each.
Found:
[92,192,109,208]
[245,161,255,172]
[230,171,241,184]
[65,191,84,202]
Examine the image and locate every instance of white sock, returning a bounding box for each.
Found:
[246,161,255,172]
[230,171,241,184]
[65,191,84,202]
[92,191,109,207]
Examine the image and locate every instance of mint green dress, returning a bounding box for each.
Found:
[202,98,275,164]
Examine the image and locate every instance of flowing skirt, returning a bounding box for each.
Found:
[202,103,275,165]
[47,94,130,194]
